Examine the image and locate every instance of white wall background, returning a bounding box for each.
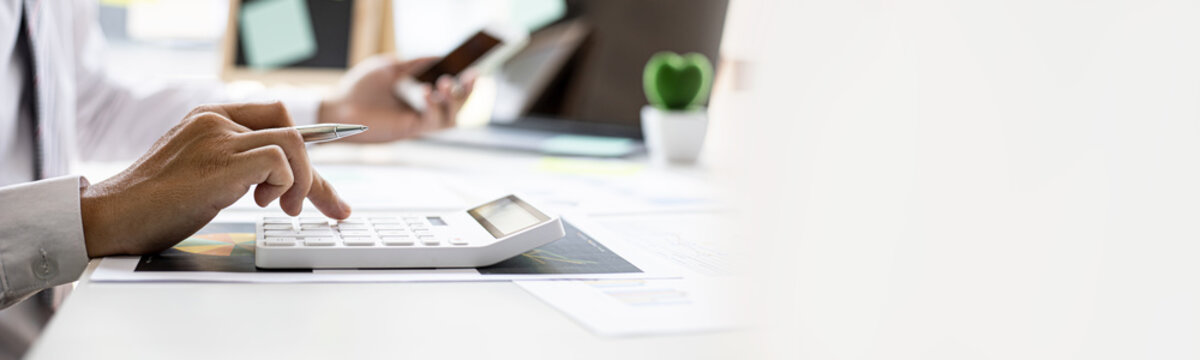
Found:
[724,0,1200,358]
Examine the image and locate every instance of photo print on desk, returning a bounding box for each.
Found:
[135,223,306,273]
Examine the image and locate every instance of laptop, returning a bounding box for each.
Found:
[423,0,729,158]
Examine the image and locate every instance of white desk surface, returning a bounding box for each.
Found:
[26,141,746,359]
[29,262,747,360]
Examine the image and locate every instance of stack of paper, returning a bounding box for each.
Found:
[515,213,743,337]
[516,278,741,337]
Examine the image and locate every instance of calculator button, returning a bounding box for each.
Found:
[449,237,468,246]
[264,217,292,223]
[372,224,406,230]
[263,239,296,247]
[381,236,414,246]
[294,230,334,237]
[370,217,402,223]
[419,235,439,246]
[342,237,375,246]
[263,224,293,230]
[304,238,336,246]
[265,230,330,237]
[339,230,372,237]
[402,217,420,221]
[376,230,409,236]
[299,217,328,224]
[300,223,329,229]
[338,218,367,224]
[337,223,369,230]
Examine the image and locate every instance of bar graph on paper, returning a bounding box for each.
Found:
[516,278,740,336]
[584,280,693,307]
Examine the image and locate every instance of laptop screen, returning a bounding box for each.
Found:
[491,0,729,138]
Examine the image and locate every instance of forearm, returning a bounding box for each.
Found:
[0,177,90,310]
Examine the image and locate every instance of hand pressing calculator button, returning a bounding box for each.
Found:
[255,194,565,269]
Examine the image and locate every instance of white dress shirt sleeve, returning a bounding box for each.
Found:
[0,176,89,309]
[69,2,322,163]
[0,2,327,310]
[272,88,323,127]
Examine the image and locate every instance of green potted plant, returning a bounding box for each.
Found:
[641,51,714,164]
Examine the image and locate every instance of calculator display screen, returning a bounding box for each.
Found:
[468,196,550,238]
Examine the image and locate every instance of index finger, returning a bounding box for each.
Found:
[307,171,352,220]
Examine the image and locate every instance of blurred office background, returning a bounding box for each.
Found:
[93,0,754,133]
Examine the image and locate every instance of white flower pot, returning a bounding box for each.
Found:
[641,105,709,164]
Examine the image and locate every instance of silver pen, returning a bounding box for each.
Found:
[293,124,369,144]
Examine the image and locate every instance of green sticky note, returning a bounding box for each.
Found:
[539,135,635,157]
[511,0,566,32]
[239,0,317,69]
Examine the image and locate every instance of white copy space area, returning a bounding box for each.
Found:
[739,0,1200,359]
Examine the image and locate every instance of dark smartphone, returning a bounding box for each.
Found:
[415,31,503,83]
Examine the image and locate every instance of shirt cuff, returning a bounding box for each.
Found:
[223,83,326,126]
[278,90,324,126]
[0,176,89,308]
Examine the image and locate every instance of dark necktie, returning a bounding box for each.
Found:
[17,1,43,180]
[0,5,56,358]
[21,0,61,339]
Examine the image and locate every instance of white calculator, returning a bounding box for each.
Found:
[254,195,565,269]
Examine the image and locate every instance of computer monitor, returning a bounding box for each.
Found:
[491,0,729,139]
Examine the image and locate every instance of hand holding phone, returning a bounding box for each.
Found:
[394,25,528,112]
